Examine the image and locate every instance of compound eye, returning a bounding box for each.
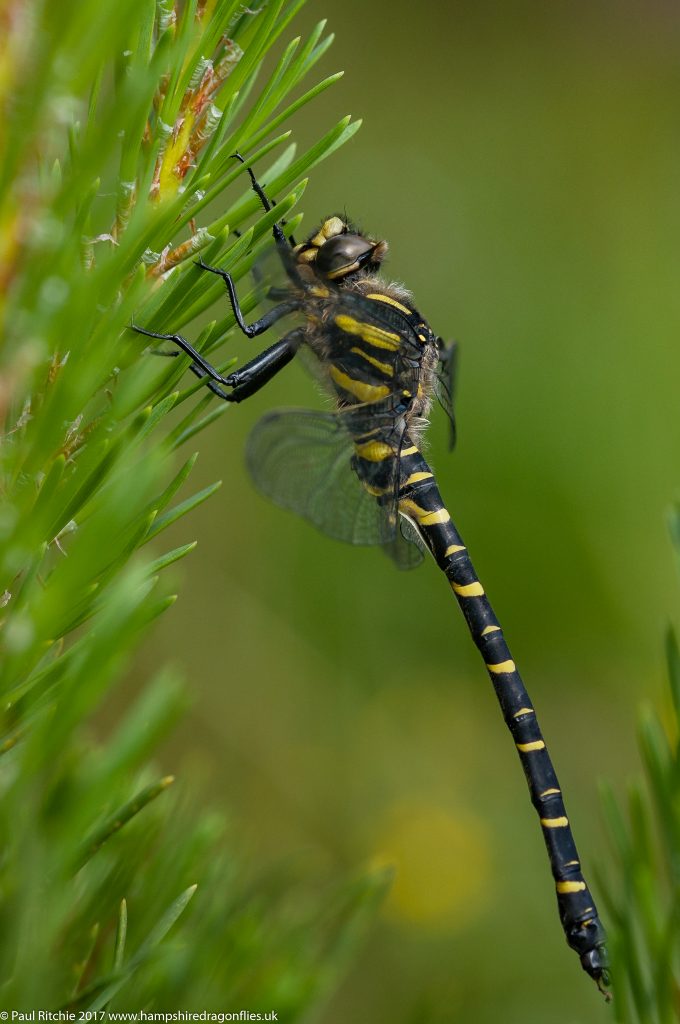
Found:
[316,234,373,275]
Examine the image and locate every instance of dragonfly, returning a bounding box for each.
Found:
[133,158,609,992]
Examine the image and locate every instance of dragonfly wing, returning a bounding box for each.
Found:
[294,341,328,387]
[246,407,400,548]
[384,515,426,570]
[435,339,458,450]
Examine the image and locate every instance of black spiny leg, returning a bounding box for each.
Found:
[131,159,304,404]
[130,322,301,403]
[187,364,234,401]
[232,151,298,248]
[195,256,299,339]
[131,323,235,389]
[226,328,302,402]
[231,152,304,287]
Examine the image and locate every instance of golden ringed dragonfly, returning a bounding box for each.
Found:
[134,159,609,992]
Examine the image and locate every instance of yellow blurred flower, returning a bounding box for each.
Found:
[372,799,493,930]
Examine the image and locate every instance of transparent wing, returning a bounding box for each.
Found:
[384,516,426,570]
[435,339,458,450]
[246,406,421,568]
[246,407,397,547]
[294,339,328,387]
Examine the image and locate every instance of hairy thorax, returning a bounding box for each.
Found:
[298,270,440,424]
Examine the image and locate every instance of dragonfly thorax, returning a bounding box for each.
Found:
[293,216,387,282]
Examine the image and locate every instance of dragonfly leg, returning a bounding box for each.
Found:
[229,236,293,300]
[266,286,292,301]
[130,321,301,403]
[195,255,299,339]
[227,328,302,403]
[231,152,304,288]
[130,322,233,388]
[187,364,233,401]
[232,152,298,248]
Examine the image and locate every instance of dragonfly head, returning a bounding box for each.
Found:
[294,216,388,282]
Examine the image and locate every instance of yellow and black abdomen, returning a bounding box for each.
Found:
[394,441,608,980]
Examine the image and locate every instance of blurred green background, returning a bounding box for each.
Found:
[132,2,680,1020]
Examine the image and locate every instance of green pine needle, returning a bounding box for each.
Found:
[0,0,385,1014]
[600,584,680,1020]
[75,776,176,870]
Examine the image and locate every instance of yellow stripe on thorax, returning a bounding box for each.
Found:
[334,314,401,351]
[354,439,394,462]
[329,365,390,404]
[365,292,412,315]
[349,346,394,376]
